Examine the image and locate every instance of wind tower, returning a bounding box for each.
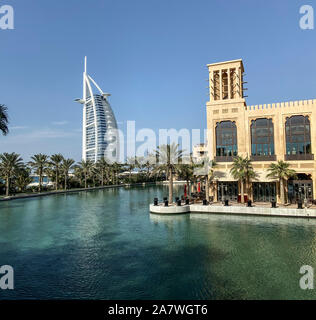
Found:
[206,59,248,160]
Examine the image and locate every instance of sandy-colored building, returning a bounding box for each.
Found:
[206,59,316,203]
[192,143,207,162]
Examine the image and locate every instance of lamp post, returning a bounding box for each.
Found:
[299,186,302,202]
[224,185,229,206]
[308,186,312,207]
[298,186,303,209]
[303,185,311,208]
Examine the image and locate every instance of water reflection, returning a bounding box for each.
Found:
[1,185,316,299]
[190,213,316,228]
[150,213,188,223]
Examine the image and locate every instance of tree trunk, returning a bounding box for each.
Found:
[205,175,209,202]
[39,169,42,193]
[6,177,9,197]
[64,174,67,190]
[101,172,104,186]
[186,180,190,197]
[240,180,244,203]
[169,170,173,204]
[55,170,58,191]
[280,178,285,204]
[85,173,87,189]
[246,178,251,201]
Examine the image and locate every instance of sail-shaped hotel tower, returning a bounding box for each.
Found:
[76,57,119,163]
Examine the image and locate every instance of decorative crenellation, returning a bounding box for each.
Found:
[247,99,316,111]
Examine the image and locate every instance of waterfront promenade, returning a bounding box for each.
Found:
[150,201,316,219]
[0,182,156,202]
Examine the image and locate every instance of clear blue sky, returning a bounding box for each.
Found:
[0,0,315,161]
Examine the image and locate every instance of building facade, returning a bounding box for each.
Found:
[76,57,119,163]
[192,143,207,162]
[206,59,316,203]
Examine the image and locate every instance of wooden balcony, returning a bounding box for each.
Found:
[250,155,276,162]
[284,154,314,161]
[215,156,235,162]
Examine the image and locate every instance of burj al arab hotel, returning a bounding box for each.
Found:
[75,57,119,163]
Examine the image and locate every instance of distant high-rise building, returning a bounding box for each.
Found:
[75,57,119,163]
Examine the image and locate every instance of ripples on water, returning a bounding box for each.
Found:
[0,185,316,299]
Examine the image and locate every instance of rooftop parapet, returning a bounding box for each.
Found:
[247,99,316,111]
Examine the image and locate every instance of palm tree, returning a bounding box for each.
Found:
[142,154,155,181]
[201,157,217,202]
[126,157,136,183]
[28,154,49,192]
[177,155,199,198]
[44,167,56,189]
[267,160,297,204]
[61,158,75,190]
[73,165,84,187]
[49,154,64,191]
[230,156,256,203]
[111,162,122,185]
[0,152,24,196]
[95,158,109,186]
[177,163,193,197]
[0,104,9,135]
[92,166,100,187]
[77,160,94,188]
[15,167,33,193]
[135,155,155,182]
[153,143,183,204]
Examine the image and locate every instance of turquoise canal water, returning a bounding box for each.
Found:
[1,184,316,300]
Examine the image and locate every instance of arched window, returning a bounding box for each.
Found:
[285,115,312,159]
[216,121,237,160]
[250,118,275,160]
